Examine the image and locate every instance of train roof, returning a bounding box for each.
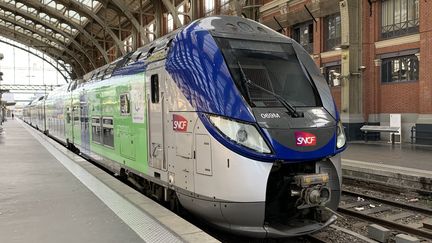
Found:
[68,16,293,92]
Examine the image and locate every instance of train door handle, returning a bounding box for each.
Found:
[152,143,162,158]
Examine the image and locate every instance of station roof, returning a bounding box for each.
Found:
[0,1,259,80]
[0,0,170,79]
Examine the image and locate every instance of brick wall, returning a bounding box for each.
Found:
[331,87,341,112]
[419,0,432,114]
[260,0,431,123]
[380,82,419,113]
[360,0,423,119]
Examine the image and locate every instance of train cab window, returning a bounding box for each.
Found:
[102,117,114,148]
[91,117,102,144]
[120,94,130,115]
[215,37,319,107]
[151,74,159,103]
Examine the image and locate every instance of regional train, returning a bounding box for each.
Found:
[23,16,346,238]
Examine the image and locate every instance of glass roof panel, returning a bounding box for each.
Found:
[67,9,81,23]
[74,0,102,12]
[16,2,24,9]
[47,1,57,9]
[27,7,37,14]
[56,3,65,11]
[1,0,99,48]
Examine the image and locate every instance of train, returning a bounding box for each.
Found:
[23,16,346,238]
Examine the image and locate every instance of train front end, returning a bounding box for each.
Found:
[166,16,346,238]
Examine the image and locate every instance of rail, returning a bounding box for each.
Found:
[339,190,432,240]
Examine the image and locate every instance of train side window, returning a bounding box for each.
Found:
[102,117,114,148]
[73,106,80,121]
[103,65,115,80]
[66,107,71,124]
[91,117,101,144]
[120,93,130,115]
[151,74,159,103]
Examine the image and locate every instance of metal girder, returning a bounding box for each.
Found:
[0,15,87,75]
[161,0,182,28]
[0,35,76,80]
[14,0,109,63]
[0,25,67,65]
[108,0,150,44]
[54,0,126,55]
[0,1,96,71]
[0,26,81,77]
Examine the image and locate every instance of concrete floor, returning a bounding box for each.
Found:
[343,142,432,171]
[0,120,144,243]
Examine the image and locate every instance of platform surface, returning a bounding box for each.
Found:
[343,142,432,171]
[341,141,432,190]
[0,119,215,243]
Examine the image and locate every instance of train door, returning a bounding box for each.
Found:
[80,91,90,154]
[147,69,166,171]
[65,82,76,145]
[72,93,82,147]
[65,97,74,144]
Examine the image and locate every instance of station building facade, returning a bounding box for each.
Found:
[259,0,432,143]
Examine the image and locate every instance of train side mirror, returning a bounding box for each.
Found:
[0,53,3,60]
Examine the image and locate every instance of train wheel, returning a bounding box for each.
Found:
[169,193,184,216]
[118,168,128,182]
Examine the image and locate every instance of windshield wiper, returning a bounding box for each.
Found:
[237,62,301,118]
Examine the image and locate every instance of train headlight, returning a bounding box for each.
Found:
[336,121,346,149]
[208,115,271,153]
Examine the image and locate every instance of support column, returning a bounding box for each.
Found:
[370,58,382,123]
[416,0,432,138]
[190,0,200,20]
[339,0,364,140]
[153,0,163,38]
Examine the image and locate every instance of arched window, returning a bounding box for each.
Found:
[205,0,215,16]
[167,14,174,32]
[178,4,185,25]
[147,23,155,41]
[220,0,229,13]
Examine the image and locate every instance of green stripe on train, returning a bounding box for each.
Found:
[64,72,149,174]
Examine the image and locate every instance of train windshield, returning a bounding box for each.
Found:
[215,37,318,107]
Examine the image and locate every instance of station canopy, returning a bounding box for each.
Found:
[0,0,166,79]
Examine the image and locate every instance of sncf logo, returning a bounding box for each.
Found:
[295,131,317,146]
[173,114,188,132]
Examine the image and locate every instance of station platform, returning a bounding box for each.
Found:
[0,119,217,243]
[342,142,432,192]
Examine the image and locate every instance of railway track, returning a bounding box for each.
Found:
[339,189,432,240]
